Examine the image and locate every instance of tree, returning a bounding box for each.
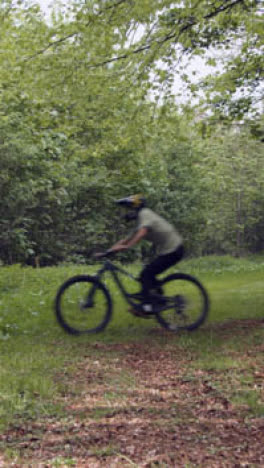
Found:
[198,126,264,255]
[23,0,263,117]
[0,1,262,264]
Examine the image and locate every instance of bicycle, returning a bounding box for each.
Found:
[55,252,209,335]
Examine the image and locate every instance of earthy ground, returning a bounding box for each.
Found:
[1,320,264,467]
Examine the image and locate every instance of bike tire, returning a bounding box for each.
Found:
[55,275,112,335]
[155,273,209,332]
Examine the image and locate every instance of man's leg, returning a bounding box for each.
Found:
[140,245,184,298]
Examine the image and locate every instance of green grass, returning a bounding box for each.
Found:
[0,255,263,431]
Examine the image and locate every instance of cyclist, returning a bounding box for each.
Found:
[106,194,184,306]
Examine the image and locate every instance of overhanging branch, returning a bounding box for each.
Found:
[85,0,249,69]
[23,0,257,66]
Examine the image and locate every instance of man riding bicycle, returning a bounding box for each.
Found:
[56,194,208,333]
[107,194,184,304]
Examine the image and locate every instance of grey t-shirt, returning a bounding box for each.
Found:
[136,208,182,255]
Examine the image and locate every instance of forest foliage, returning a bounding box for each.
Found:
[0,0,263,265]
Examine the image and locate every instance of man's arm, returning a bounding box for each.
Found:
[111,238,129,249]
[111,227,148,252]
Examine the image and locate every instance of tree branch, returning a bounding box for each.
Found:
[23,0,256,66]
[85,0,249,69]
[97,0,128,15]
[23,0,129,62]
[23,32,78,62]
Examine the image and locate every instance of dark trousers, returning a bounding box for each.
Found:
[139,245,184,296]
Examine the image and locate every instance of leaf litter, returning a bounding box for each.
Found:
[0,319,263,467]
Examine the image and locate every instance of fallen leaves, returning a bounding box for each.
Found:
[0,322,264,467]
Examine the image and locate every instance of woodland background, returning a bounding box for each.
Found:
[0,0,263,265]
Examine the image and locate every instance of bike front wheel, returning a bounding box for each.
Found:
[155,273,209,332]
[55,275,112,335]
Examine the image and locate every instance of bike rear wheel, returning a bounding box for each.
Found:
[155,273,209,332]
[55,275,112,334]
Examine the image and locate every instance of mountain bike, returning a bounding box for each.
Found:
[55,252,209,335]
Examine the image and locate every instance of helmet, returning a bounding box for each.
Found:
[115,194,146,210]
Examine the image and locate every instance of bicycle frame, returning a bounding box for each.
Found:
[55,262,209,334]
[88,259,140,307]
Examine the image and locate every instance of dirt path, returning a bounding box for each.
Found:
[1,321,264,467]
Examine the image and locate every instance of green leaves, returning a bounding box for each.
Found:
[197,126,264,255]
[0,0,262,264]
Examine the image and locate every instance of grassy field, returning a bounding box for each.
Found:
[0,256,263,467]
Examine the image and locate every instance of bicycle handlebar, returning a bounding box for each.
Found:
[94,249,115,259]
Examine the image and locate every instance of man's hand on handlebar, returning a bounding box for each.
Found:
[94,249,115,259]
[94,251,110,259]
[111,245,128,253]
[95,229,145,260]
[94,252,106,259]
[94,245,128,259]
